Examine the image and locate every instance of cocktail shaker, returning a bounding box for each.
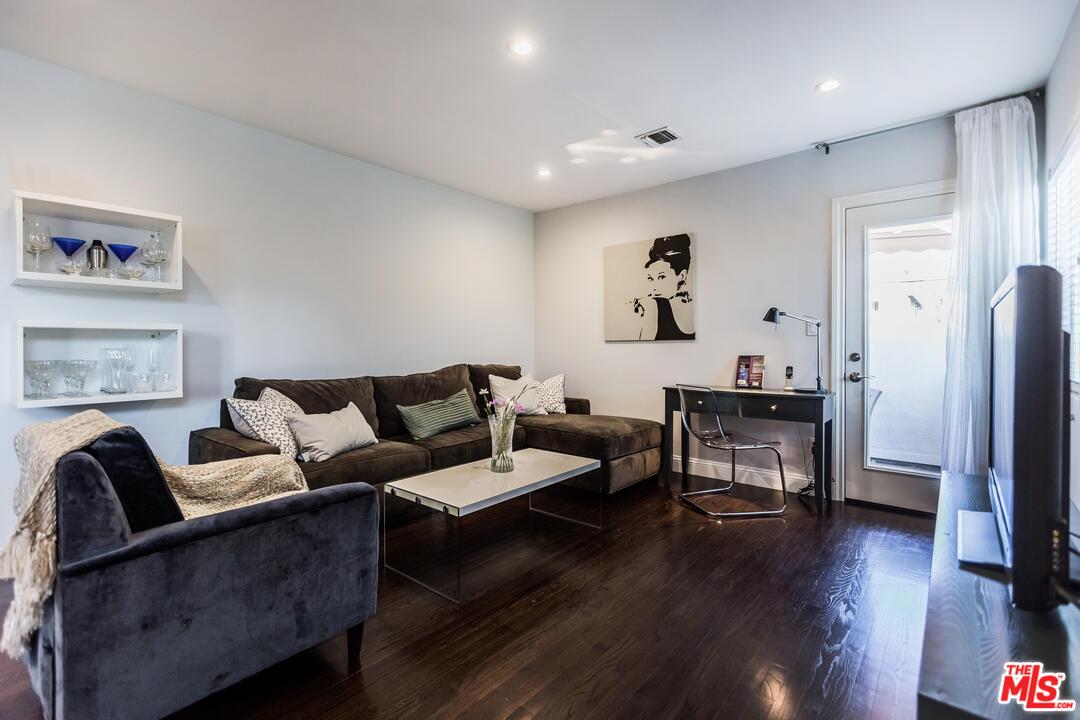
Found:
[87,239,108,274]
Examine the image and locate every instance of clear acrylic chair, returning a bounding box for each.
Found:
[676,384,787,518]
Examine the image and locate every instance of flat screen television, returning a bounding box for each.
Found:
[979,265,1071,610]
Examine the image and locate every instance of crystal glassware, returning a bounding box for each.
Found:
[122,345,138,392]
[53,237,88,275]
[61,360,97,397]
[488,413,516,473]
[154,371,175,393]
[106,243,139,279]
[23,221,53,273]
[141,232,169,282]
[24,360,57,400]
[101,348,128,394]
[132,372,154,394]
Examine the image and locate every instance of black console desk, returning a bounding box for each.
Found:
[662,386,835,515]
[918,471,1080,718]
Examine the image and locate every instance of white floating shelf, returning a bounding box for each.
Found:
[17,321,183,409]
[13,191,183,294]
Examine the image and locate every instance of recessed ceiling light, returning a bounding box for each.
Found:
[570,157,587,165]
[509,39,534,55]
[537,167,552,177]
[619,156,639,164]
[815,79,841,93]
[601,129,618,137]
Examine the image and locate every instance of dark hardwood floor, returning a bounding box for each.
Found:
[0,476,934,720]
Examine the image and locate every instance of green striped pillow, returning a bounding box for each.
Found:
[397,388,481,439]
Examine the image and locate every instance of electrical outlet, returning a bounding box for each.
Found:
[806,322,818,337]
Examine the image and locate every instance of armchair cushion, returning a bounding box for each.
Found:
[79,427,183,532]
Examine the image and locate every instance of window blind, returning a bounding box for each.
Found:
[1049,135,1080,381]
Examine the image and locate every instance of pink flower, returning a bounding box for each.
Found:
[493,397,507,408]
[514,403,525,414]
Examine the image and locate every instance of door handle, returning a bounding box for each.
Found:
[848,371,875,383]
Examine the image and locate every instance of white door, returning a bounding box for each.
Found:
[843,189,954,512]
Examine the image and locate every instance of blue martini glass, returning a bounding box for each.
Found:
[53,237,87,275]
[106,243,140,279]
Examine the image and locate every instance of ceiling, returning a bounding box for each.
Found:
[0,0,1075,212]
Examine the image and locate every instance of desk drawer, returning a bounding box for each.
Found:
[736,396,817,422]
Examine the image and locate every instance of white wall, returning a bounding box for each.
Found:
[534,118,956,481]
[1049,2,1080,167]
[0,50,534,537]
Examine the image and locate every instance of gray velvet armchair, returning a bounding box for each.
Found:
[23,427,379,720]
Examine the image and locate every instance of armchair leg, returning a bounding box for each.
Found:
[347,623,365,667]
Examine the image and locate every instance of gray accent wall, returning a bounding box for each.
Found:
[0,49,534,538]
[534,118,957,481]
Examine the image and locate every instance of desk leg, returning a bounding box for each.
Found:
[814,419,825,516]
[662,406,673,484]
[824,419,833,505]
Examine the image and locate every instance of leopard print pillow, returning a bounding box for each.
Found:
[226,387,304,458]
[537,374,566,414]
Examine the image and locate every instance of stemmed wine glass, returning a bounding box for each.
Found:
[23,221,53,273]
[107,243,141,280]
[24,360,57,400]
[61,360,97,397]
[53,237,87,275]
[141,232,169,282]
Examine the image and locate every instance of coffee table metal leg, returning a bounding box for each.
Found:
[383,487,462,604]
[527,469,603,530]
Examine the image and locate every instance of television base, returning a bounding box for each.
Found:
[957,510,1005,569]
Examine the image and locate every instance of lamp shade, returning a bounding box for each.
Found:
[762,307,781,324]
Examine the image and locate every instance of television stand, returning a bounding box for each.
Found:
[956,509,1005,569]
[919,472,1080,718]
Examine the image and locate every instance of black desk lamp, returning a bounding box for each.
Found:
[763,307,825,394]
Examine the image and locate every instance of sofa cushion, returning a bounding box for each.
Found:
[372,364,477,438]
[233,376,379,435]
[298,440,430,489]
[393,423,527,470]
[516,414,662,460]
[467,364,521,407]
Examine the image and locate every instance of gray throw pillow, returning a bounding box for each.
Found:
[286,402,378,462]
[397,388,481,439]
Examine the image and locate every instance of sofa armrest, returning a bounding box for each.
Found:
[565,397,591,415]
[60,483,376,576]
[189,427,278,464]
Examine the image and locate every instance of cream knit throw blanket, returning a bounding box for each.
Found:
[0,410,306,658]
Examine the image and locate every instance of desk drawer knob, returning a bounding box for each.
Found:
[769,404,778,412]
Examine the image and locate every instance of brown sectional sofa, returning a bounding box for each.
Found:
[189,363,662,494]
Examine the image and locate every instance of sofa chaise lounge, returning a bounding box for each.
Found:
[189,363,663,494]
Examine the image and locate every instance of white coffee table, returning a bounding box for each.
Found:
[383,448,601,602]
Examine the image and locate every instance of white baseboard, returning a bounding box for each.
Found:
[672,454,813,492]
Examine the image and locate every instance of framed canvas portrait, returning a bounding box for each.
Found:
[604,233,696,341]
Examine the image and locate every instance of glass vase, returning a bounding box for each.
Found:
[489,413,516,473]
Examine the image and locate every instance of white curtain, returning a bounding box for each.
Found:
[941,97,1040,474]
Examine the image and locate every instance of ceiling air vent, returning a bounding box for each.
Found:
[635,127,680,148]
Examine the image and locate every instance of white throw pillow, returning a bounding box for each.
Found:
[286,402,378,462]
[225,387,304,458]
[537,373,567,414]
[489,374,547,415]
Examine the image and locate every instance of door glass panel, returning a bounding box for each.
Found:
[865,218,951,476]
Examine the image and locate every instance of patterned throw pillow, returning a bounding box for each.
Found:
[225,387,304,458]
[397,388,481,439]
[537,374,567,414]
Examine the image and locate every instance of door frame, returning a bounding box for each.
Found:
[829,179,955,503]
